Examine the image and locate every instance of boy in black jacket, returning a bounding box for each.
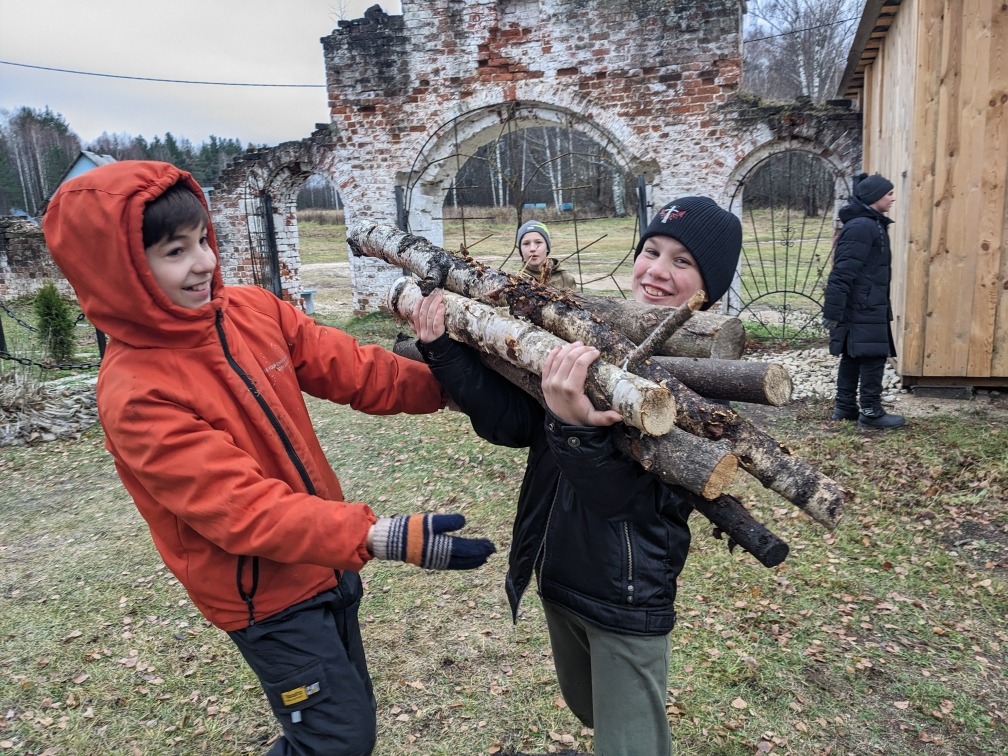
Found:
[823,172,905,429]
[410,197,742,755]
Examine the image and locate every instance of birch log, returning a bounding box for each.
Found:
[390,279,678,437]
[349,222,844,529]
[470,348,738,500]
[391,334,781,564]
[390,334,735,498]
[575,294,746,359]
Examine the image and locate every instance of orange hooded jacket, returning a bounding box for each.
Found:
[43,161,445,630]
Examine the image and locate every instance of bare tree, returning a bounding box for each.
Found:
[744,0,860,103]
[329,2,352,22]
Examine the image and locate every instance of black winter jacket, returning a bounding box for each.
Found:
[418,335,691,636]
[823,201,897,358]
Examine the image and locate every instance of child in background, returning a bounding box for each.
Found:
[409,196,742,755]
[823,172,904,429]
[515,220,576,290]
[43,160,495,755]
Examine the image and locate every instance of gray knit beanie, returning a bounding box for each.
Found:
[853,172,893,204]
[634,197,742,310]
[516,220,551,255]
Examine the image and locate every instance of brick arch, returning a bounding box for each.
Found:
[718,122,862,326]
[403,97,660,249]
[210,128,354,304]
[725,103,863,205]
[320,0,751,312]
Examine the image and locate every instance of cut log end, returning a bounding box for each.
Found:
[701,454,740,500]
[614,381,677,437]
[763,363,794,407]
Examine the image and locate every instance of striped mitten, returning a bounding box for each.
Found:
[369,513,495,570]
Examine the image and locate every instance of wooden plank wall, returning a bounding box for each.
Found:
[861,0,1008,382]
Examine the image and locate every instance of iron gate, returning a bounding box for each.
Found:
[244,188,282,297]
[404,102,641,297]
[727,150,848,342]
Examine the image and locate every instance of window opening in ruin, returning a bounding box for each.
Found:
[296,175,350,315]
[728,149,844,344]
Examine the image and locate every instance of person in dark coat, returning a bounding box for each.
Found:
[408,197,743,755]
[823,172,905,429]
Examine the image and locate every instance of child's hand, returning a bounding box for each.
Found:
[367,513,495,570]
[409,289,446,343]
[541,342,623,427]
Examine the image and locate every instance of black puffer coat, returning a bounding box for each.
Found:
[418,335,692,637]
[823,201,897,358]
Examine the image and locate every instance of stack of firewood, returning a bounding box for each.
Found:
[347,223,846,567]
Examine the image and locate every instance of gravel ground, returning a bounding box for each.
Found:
[746,345,1007,419]
[744,346,904,403]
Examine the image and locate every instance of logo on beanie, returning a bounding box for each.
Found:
[659,205,686,223]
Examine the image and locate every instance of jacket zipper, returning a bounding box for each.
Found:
[215,309,318,625]
[525,480,561,607]
[623,522,635,604]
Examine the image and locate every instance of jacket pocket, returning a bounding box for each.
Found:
[261,660,332,718]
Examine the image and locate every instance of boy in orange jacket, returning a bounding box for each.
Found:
[43,160,494,755]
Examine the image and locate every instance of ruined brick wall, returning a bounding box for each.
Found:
[322,0,749,310]
[0,218,73,301]
[202,0,860,313]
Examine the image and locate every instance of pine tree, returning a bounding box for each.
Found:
[33,282,76,363]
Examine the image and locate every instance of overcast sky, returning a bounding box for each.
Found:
[0,0,402,147]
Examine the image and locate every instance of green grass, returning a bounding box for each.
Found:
[1,314,1006,755]
[297,219,348,266]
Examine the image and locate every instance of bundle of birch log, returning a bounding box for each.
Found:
[347,222,846,568]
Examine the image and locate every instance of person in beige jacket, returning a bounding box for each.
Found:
[516,220,577,289]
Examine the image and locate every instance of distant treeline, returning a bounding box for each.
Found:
[0,106,249,217]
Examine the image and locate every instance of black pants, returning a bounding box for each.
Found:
[228,573,376,756]
[836,353,887,412]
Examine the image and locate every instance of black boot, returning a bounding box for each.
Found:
[831,404,858,421]
[858,406,905,430]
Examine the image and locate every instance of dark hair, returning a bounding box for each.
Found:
[142,182,209,248]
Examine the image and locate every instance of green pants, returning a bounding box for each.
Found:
[543,602,672,756]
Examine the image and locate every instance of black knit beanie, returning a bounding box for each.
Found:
[634,196,742,309]
[853,172,893,205]
[516,220,551,255]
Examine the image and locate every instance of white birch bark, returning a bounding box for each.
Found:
[390,279,677,437]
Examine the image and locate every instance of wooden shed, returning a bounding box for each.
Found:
[839,0,1008,389]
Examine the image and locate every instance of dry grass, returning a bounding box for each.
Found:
[1,310,1005,755]
[3,210,1004,754]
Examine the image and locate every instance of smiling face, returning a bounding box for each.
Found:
[631,234,705,307]
[519,231,549,270]
[144,222,216,309]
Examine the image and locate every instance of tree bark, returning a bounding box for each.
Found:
[391,279,678,437]
[652,357,793,406]
[391,335,784,565]
[574,294,746,360]
[686,492,790,568]
[349,222,844,529]
[467,348,738,500]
